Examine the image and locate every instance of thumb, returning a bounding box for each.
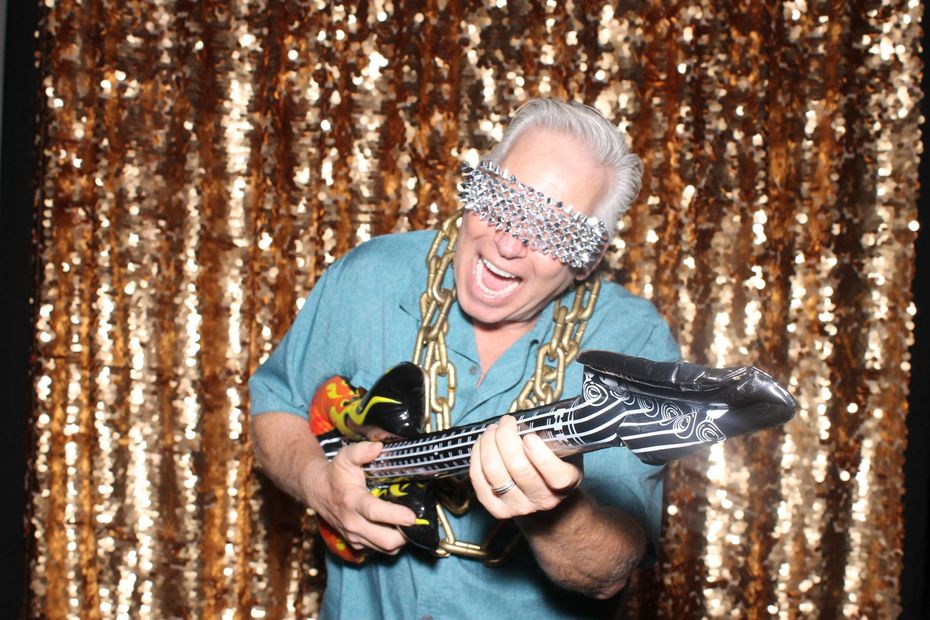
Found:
[341,440,383,466]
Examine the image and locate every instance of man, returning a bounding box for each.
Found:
[249,99,680,618]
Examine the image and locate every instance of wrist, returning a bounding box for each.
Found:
[299,456,330,509]
[517,488,592,537]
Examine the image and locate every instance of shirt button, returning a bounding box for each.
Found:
[469,365,478,375]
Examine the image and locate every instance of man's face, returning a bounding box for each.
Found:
[454,128,610,333]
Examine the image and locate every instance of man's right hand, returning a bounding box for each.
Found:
[251,412,416,556]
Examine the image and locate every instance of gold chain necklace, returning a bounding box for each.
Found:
[411,212,600,564]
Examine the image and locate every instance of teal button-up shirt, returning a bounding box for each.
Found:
[249,230,680,619]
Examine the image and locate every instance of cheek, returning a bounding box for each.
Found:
[462,213,490,237]
[534,254,571,279]
[530,259,574,295]
[455,224,479,261]
[453,245,470,284]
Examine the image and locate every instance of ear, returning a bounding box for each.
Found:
[574,243,608,281]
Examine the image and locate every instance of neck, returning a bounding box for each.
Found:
[472,318,537,376]
[357,396,588,483]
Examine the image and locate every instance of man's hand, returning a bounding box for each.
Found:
[303,440,417,555]
[469,415,582,519]
[250,412,416,556]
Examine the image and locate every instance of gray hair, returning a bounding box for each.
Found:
[488,99,643,238]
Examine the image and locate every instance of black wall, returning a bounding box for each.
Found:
[1,0,36,617]
[901,8,930,616]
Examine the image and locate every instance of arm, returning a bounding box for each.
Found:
[470,415,647,598]
[517,487,646,599]
[251,411,416,554]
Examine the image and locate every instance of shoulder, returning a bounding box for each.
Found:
[341,229,433,266]
[345,229,434,260]
[592,279,666,324]
[584,277,681,362]
[327,229,434,287]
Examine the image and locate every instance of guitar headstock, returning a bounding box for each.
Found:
[576,350,797,465]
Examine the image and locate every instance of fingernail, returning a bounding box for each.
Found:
[525,434,544,450]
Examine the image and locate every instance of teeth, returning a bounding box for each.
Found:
[481,258,516,279]
[475,258,520,298]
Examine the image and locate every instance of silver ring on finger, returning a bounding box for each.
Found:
[491,479,516,496]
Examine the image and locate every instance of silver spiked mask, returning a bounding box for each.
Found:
[458,161,609,271]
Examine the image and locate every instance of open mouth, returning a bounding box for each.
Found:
[475,257,521,298]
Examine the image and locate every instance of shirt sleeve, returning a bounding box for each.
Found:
[248,260,354,420]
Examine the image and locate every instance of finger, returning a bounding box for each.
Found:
[494,416,548,502]
[523,433,581,494]
[356,493,417,527]
[469,434,489,494]
[472,424,522,518]
[479,422,517,492]
[344,521,407,554]
[340,440,383,466]
[339,492,411,554]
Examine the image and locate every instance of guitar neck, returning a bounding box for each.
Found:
[368,397,583,483]
[316,353,799,483]
[319,395,620,484]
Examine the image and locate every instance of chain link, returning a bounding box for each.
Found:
[412,211,600,563]
[512,275,599,412]
[413,214,460,432]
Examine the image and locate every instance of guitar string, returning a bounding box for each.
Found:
[369,395,636,462]
[362,431,563,476]
[318,407,697,468]
[364,414,618,473]
[320,380,715,479]
[361,404,634,476]
[320,420,702,481]
[360,404,718,479]
[333,414,576,476]
[370,379,684,460]
[362,436,568,479]
[361,436,622,481]
[361,426,695,481]
[368,399,582,457]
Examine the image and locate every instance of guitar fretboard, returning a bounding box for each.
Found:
[319,396,604,483]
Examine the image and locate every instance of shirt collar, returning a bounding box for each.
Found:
[399,260,573,370]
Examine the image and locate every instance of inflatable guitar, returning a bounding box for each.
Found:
[309,350,797,563]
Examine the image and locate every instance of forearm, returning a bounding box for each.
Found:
[518,490,647,599]
[251,411,326,505]
[251,411,415,554]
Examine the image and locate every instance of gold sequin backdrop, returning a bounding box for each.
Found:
[27,0,922,617]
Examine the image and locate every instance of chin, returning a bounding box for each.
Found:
[457,290,511,327]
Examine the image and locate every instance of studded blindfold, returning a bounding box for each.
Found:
[458,161,609,271]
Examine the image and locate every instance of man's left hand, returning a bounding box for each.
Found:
[470,415,582,519]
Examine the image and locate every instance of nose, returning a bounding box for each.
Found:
[493,230,529,260]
